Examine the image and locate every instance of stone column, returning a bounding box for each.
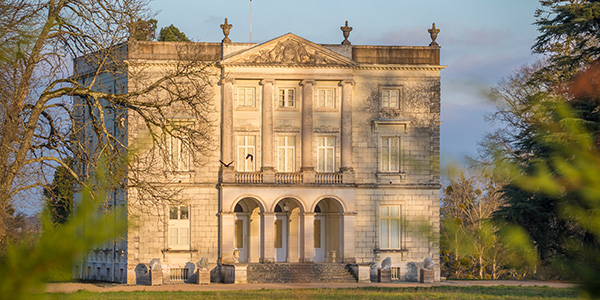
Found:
[261,212,275,263]
[260,79,275,183]
[342,212,356,263]
[221,78,235,183]
[302,212,315,263]
[300,80,315,183]
[340,80,355,184]
[220,212,236,263]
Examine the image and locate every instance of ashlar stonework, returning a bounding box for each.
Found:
[73,21,444,284]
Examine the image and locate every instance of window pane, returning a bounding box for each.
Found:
[318,149,325,172]
[180,206,188,219]
[248,136,255,146]
[391,138,399,171]
[382,140,390,171]
[287,148,294,172]
[278,148,285,171]
[169,228,178,245]
[169,207,178,219]
[279,89,285,106]
[382,90,390,107]
[327,148,334,172]
[391,90,398,107]
[327,137,335,147]
[179,228,189,245]
[288,89,295,106]
[380,206,389,217]
[327,90,334,107]
[391,219,399,248]
[380,220,389,248]
[390,206,399,217]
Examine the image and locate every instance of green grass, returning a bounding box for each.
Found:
[45,286,581,300]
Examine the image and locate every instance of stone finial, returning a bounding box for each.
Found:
[428,23,440,47]
[220,18,233,43]
[341,20,353,45]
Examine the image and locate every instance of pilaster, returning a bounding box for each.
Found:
[300,80,315,184]
[260,79,275,184]
[221,78,235,182]
[340,80,355,184]
[342,212,357,263]
[220,212,236,264]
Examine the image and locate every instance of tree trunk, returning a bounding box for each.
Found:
[478,254,483,279]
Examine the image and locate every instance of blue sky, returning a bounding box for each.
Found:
[149,0,541,165]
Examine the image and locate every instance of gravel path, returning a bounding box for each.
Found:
[45,280,577,293]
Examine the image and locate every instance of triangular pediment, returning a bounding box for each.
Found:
[222,33,357,67]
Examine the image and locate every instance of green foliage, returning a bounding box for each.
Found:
[129,18,158,41]
[533,0,600,80]
[0,159,126,300]
[158,25,190,42]
[495,100,600,296]
[43,158,75,225]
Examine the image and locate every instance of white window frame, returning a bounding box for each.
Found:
[379,205,402,249]
[168,135,191,171]
[278,88,296,108]
[237,87,256,107]
[277,136,295,172]
[381,88,400,109]
[168,205,190,250]
[237,135,256,172]
[317,136,336,173]
[317,88,335,108]
[380,137,401,172]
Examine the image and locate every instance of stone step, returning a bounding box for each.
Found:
[247,263,357,283]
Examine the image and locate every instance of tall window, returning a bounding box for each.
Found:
[237,136,255,172]
[317,89,335,108]
[169,136,190,171]
[237,87,255,107]
[278,88,295,107]
[168,206,190,249]
[380,137,400,172]
[380,206,401,249]
[277,136,295,172]
[317,136,335,172]
[381,89,399,108]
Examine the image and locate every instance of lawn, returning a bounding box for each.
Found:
[46,286,581,300]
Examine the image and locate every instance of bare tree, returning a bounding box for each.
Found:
[0,0,215,243]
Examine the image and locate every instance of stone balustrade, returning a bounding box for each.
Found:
[275,172,303,184]
[230,171,350,185]
[315,172,343,184]
[235,172,263,184]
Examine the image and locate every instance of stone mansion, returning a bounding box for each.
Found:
[73,20,444,284]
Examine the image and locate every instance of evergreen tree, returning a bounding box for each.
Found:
[158,24,190,42]
[42,158,74,225]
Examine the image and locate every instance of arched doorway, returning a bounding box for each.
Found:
[273,198,303,262]
[233,197,263,263]
[314,198,344,262]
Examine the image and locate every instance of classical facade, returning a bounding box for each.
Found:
[73,20,444,284]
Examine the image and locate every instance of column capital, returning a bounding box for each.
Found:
[300,79,315,86]
[339,79,356,86]
[260,79,275,86]
[300,212,316,217]
[219,78,236,85]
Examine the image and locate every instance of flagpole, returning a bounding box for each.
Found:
[250,0,252,42]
